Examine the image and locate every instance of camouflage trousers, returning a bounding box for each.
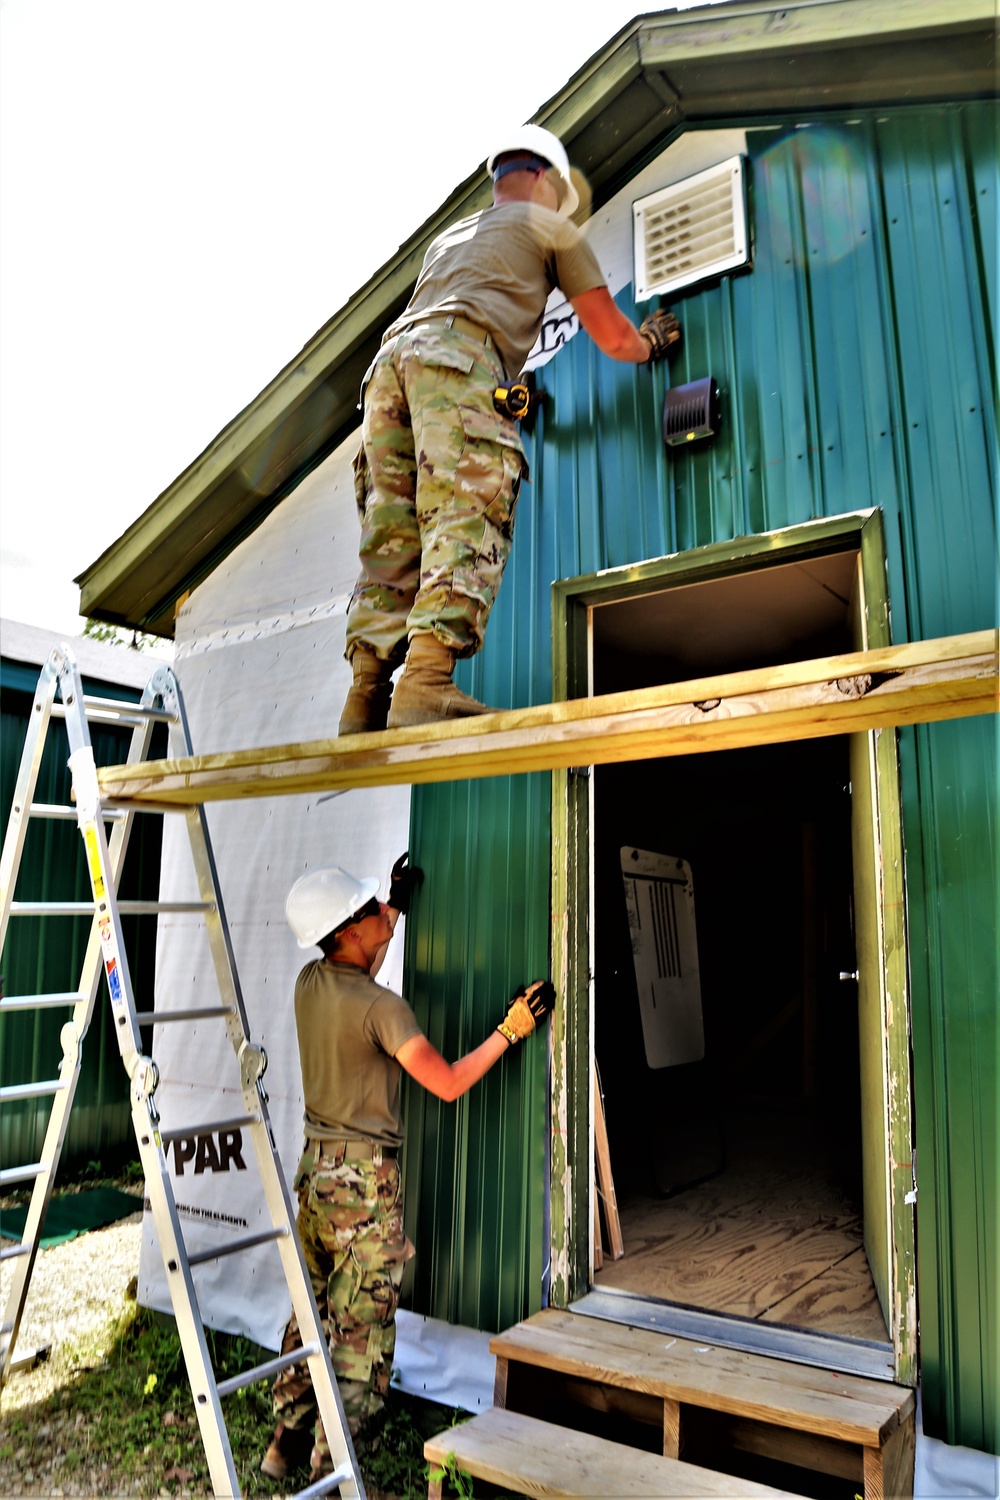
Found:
[345,322,528,664]
[272,1142,413,1462]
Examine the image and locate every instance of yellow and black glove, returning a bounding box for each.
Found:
[638,308,681,362]
[497,980,556,1045]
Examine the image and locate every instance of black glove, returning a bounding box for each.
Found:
[388,851,423,914]
[638,308,681,362]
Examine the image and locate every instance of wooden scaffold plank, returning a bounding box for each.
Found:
[98,630,997,806]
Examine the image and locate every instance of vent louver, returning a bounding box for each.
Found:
[634,155,749,300]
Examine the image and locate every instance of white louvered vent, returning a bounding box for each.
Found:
[633,155,749,300]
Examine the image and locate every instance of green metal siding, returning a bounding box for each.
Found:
[404,775,552,1331]
[403,103,996,1450]
[0,671,164,1172]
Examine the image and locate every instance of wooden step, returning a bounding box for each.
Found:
[490,1308,915,1498]
[424,1407,807,1498]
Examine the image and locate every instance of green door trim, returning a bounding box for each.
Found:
[549,509,917,1382]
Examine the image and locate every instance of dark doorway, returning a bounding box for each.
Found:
[586,549,890,1344]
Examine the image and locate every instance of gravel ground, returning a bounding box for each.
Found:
[0,1213,146,1496]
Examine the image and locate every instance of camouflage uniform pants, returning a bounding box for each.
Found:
[272,1142,413,1461]
[345,321,528,664]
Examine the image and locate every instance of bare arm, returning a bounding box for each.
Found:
[394,978,553,1101]
[395,1031,509,1103]
[571,286,650,363]
[369,908,400,980]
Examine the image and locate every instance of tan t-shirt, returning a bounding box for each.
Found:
[383,201,607,376]
[294,959,423,1147]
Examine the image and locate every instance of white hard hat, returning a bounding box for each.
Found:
[487,123,579,218]
[285,867,380,948]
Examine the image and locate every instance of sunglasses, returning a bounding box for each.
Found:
[350,896,383,923]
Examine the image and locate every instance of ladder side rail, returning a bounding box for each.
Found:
[156,669,257,1049]
[1,653,90,1381]
[54,663,241,1493]
[1,663,163,1384]
[159,669,365,1496]
[76,666,365,1495]
[56,654,166,1075]
[0,650,61,935]
[128,1082,242,1495]
[243,1103,364,1499]
[0,1009,88,1381]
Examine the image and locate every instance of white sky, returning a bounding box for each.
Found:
[0,0,712,639]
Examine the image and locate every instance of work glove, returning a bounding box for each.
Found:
[497,980,556,1045]
[388,851,423,914]
[638,308,681,362]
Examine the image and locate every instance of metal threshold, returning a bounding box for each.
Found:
[570,1287,897,1381]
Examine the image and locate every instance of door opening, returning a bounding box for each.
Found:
[592,735,886,1342]
[551,517,916,1381]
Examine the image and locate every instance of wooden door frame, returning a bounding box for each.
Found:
[548,509,917,1382]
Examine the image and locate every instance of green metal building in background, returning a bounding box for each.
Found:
[74,2,996,1455]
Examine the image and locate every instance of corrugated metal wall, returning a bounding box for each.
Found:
[403,104,996,1450]
[0,667,164,1171]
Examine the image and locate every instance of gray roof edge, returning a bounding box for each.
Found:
[1,618,171,690]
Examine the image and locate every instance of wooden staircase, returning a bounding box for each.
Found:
[424,1308,915,1498]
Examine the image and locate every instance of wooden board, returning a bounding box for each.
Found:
[424,1407,803,1498]
[490,1308,914,1444]
[759,1247,888,1339]
[97,632,996,805]
[594,1069,623,1261]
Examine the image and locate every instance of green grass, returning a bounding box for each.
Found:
[1,1290,471,1498]
[2,1157,475,1497]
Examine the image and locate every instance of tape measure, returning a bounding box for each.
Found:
[493,383,531,421]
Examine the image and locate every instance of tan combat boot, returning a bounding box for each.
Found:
[338,645,394,735]
[386,633,491,727]
[260,1421,313,1479]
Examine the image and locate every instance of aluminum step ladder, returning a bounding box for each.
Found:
[0,645,365,1499]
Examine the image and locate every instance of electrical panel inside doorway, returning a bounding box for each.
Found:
[620,847,705,1069]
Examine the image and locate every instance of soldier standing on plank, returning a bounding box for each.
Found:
[339,123,681,734]
[262,854,555,1484]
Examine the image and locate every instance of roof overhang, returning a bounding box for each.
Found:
[76,0,997,637]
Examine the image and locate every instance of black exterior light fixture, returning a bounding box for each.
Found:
[663,377,721,448]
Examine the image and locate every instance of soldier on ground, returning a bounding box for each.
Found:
[262,854,555,1484]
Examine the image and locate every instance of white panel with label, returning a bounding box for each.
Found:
[620,847,704,1069]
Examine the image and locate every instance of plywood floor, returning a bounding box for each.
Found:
[593,1109,890,1344]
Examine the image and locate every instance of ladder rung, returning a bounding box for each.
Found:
[134,1005,235,1026]
[0,1079,64,1103]
[293,1464,354,1498]
[52,697,176,725]
[0,1162,47,1187]
[158,1113,259,1145]
[28,802,125,822]
[1,1242,32,1262]
[215,1341,321,1399]
[0,991,82,1011]
[102,799,187,816]
[187,1225,289,1267]
[9,900,214,916]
